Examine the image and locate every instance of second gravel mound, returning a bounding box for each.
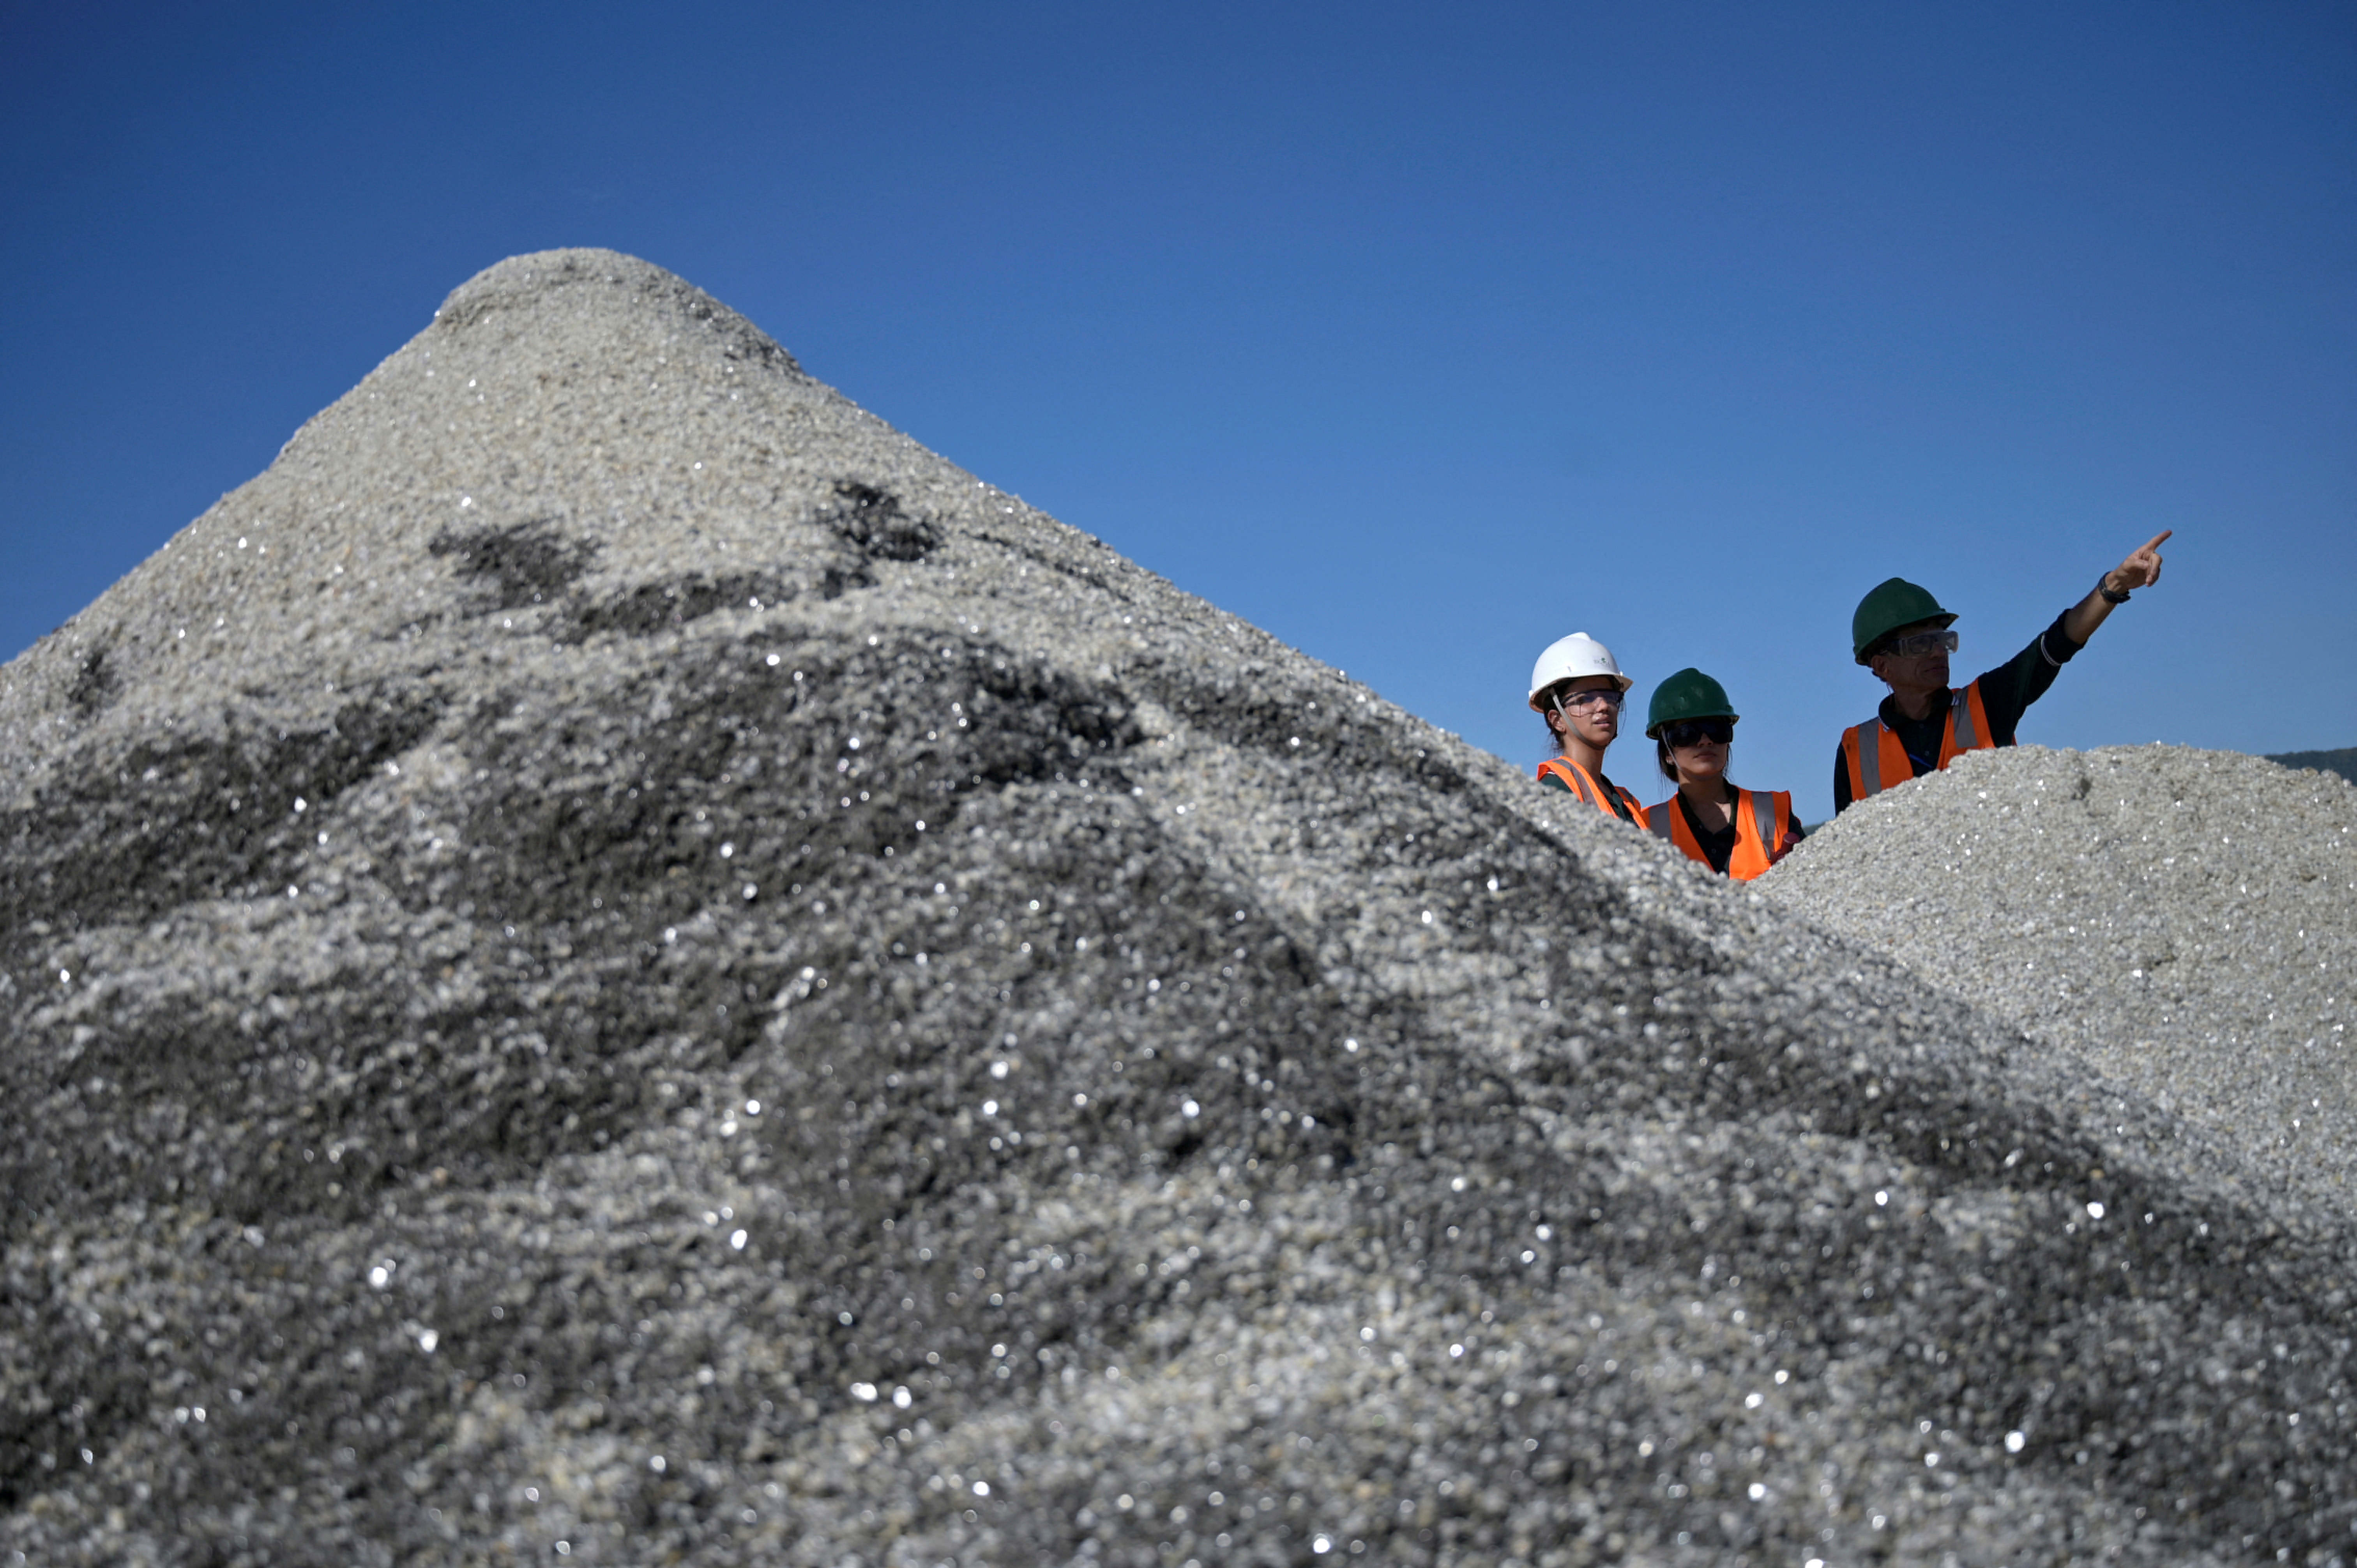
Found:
[1762,743,2357,1217]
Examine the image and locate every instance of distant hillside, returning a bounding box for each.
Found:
[2267,746,2357,785]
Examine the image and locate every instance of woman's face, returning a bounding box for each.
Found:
[1662,717,1733,784]
[1549,675,1623,750]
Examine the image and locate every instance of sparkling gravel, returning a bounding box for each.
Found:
[1,251,2349,1567]
[1762,744,2357,1219]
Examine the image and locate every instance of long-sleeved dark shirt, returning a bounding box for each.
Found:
[1831,610,2085,814]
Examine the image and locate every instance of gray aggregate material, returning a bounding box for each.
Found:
[1762,744,2357,1218]
[0,251,2348,1566]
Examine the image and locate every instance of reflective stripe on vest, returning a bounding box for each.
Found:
[1841,682,1998,802]
[1950,683,1984,752]
[1537,757,1648,828]
[1646,788,1795,880]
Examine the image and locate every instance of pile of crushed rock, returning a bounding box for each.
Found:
[1,251,2349,1567]
[1763,744,2357,1220]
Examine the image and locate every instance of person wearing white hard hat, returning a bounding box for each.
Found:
[1527,633,1648,827]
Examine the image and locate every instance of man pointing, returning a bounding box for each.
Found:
[1835,532,2171,813]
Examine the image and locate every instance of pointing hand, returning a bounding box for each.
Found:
[2108,530,2171,594]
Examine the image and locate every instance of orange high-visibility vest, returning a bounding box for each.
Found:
[1647,788,1800,881]
[1536,757,1650,828]
[1840,682,1998,803]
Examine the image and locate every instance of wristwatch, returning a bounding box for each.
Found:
[2097,575,2131,604]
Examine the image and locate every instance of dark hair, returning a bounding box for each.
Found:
[1534,682,1570,746]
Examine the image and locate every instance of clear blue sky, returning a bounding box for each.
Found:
[6,1,2352,819]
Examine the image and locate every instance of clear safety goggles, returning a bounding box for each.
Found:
[1882,629,1959,659]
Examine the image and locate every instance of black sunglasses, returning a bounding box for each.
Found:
[1661,718,1733,748]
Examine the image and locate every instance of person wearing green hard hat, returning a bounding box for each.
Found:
[1835,531,2171,812]
[1641,669,1803,880]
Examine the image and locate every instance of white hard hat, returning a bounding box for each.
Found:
[1528,632,1633,708]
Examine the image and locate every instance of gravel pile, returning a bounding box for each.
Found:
[1762,745,2357,1220]
[2,251,2350,1567]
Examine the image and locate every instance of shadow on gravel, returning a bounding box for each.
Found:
[0,690,442,941]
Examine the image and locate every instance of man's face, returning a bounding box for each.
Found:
[1869,620,1952,693]
[1551,675,1623,748]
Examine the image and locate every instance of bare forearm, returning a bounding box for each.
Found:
[2061,579,2119,645]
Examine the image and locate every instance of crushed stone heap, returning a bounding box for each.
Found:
[2,251,2351,1567]
[1762,744,2357,1220]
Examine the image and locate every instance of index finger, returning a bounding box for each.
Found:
[2140,529,2174,554]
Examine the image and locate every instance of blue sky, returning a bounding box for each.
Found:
[5,1,2352,819]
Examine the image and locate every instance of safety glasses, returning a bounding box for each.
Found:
[1661,718,1734,748]
[1883,629,1959,659]
[1553,687,1625,712]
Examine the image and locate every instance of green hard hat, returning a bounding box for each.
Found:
[1644,667,1738,738]
[1851,577,1958,664]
